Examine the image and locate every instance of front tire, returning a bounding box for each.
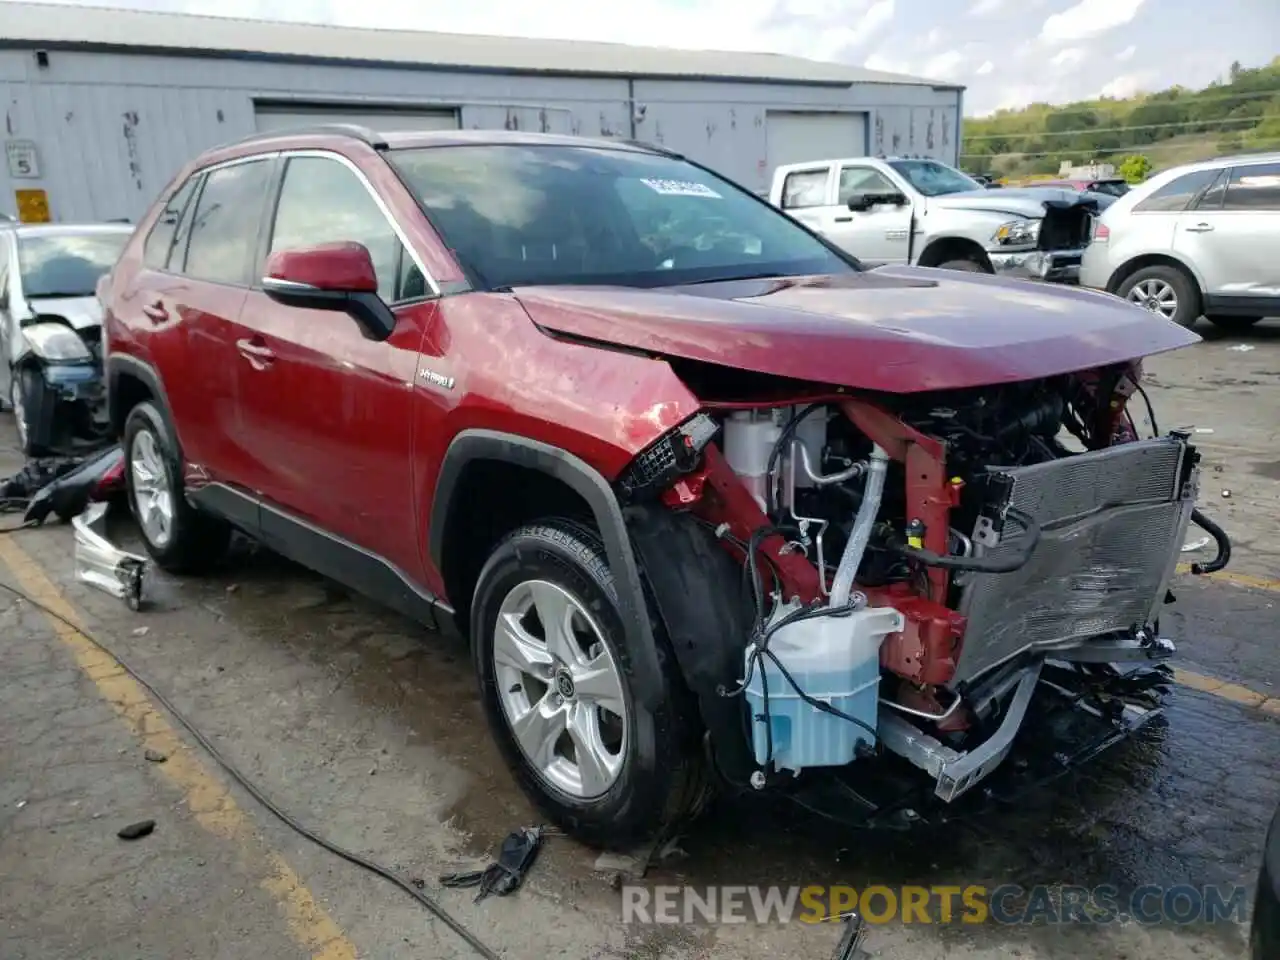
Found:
[11,366,52,457]
[1118,265,1201,328]
[123,401,230,574]
[471,519,706,849]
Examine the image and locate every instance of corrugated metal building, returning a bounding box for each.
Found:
[0,1,962,222]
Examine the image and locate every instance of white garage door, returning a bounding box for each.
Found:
[254,105,460,135]
[766,111,867,179]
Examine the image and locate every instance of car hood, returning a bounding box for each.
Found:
[929,187,1095,219]
[514,266,1200,394]
[26,295,102,331]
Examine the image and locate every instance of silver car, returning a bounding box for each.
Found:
[0,222,133,455]
[1079,152,1280,330]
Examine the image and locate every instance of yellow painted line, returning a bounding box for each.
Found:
[1176,563,1280,593]
[0,535,359,960]
[1174,667,1280,715]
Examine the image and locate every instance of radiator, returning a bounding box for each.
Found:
[950,436,1197,687]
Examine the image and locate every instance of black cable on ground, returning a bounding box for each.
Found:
[0,577,502,960]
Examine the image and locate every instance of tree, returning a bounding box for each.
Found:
[1118,155,1153,183]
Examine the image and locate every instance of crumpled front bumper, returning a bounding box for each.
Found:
[988,247,1085,284]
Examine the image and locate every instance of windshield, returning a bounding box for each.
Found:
[389,144,854,289]
[18,231,129,299]
[888,159,983,197]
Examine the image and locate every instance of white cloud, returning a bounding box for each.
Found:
[1040,0,1147,43]
[1099,71,1156,98]
[922,48,965,80]
[864,51,913,75]
[923,27,942,48]
[975,60,994,75]
[1050,47,1087,68]
[1116,44,1137,61]
[969,0,1004,14]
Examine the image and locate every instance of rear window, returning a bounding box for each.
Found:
[389,144,853,289]
[1090,180,1129,197]
[1134,168,1220,213]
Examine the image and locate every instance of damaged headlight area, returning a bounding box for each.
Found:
[22,321,93,363]
[992,217,1042,248]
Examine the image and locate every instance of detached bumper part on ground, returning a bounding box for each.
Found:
[72,501,147,610]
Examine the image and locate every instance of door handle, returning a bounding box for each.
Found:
[141,301,167,324]
[236,337,275,368]
[834,216,853,223]
[1184,223,1214,233]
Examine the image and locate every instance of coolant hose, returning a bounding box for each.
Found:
[1189,508,1231,575]
[829,444,889,607]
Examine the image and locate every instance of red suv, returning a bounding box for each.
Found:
[102,126,1228,849]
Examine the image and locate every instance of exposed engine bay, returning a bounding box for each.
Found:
[630,360,1231,811]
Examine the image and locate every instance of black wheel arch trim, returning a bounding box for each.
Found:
[106,354,180,451]
[430,429,664,710]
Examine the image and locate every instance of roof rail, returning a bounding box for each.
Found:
[223,123,390,151]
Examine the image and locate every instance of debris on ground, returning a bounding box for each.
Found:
[1227,344,1256,352]
[22,445,125,526]
[144,749,167,763]
[117,819,156,840]
[439,826,543,902]
[830,912,870,959]
[73,502,147,610]
[592,832,688,880]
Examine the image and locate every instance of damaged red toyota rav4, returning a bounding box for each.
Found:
[100,127,1231,848]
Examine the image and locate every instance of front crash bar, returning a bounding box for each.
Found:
[73,502,147,610]
[878,662,1043,802]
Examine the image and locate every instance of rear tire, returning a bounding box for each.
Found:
[1117,265,1200,328]
[123,401,230,574]
[471,518,706,849]
[1206,315,1262,332]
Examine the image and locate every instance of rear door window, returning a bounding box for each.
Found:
[780,169,829,209]
[144,177,198,271]
[181,159,274,285]
[1191,169,1228,211]
[1221,162,1280,212]
[1134,168,1221,213]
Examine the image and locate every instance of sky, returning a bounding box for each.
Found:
[17,0,1280,115]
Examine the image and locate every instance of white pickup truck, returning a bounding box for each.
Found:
[768,156,1106,283]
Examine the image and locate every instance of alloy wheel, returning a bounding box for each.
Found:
[1127,278,1178,320]
[493,579,628,800]
[129,428,174,549]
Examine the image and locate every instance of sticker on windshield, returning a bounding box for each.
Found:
[640,178,722,198]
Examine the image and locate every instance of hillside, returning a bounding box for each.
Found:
[961,57,1280,180]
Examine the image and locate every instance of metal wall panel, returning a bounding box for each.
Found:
[0,48,959,222]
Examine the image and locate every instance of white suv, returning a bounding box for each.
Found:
[1080,152,1280,330]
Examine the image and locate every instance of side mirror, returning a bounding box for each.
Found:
[847,192,907,212]
[261,242,396,342]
